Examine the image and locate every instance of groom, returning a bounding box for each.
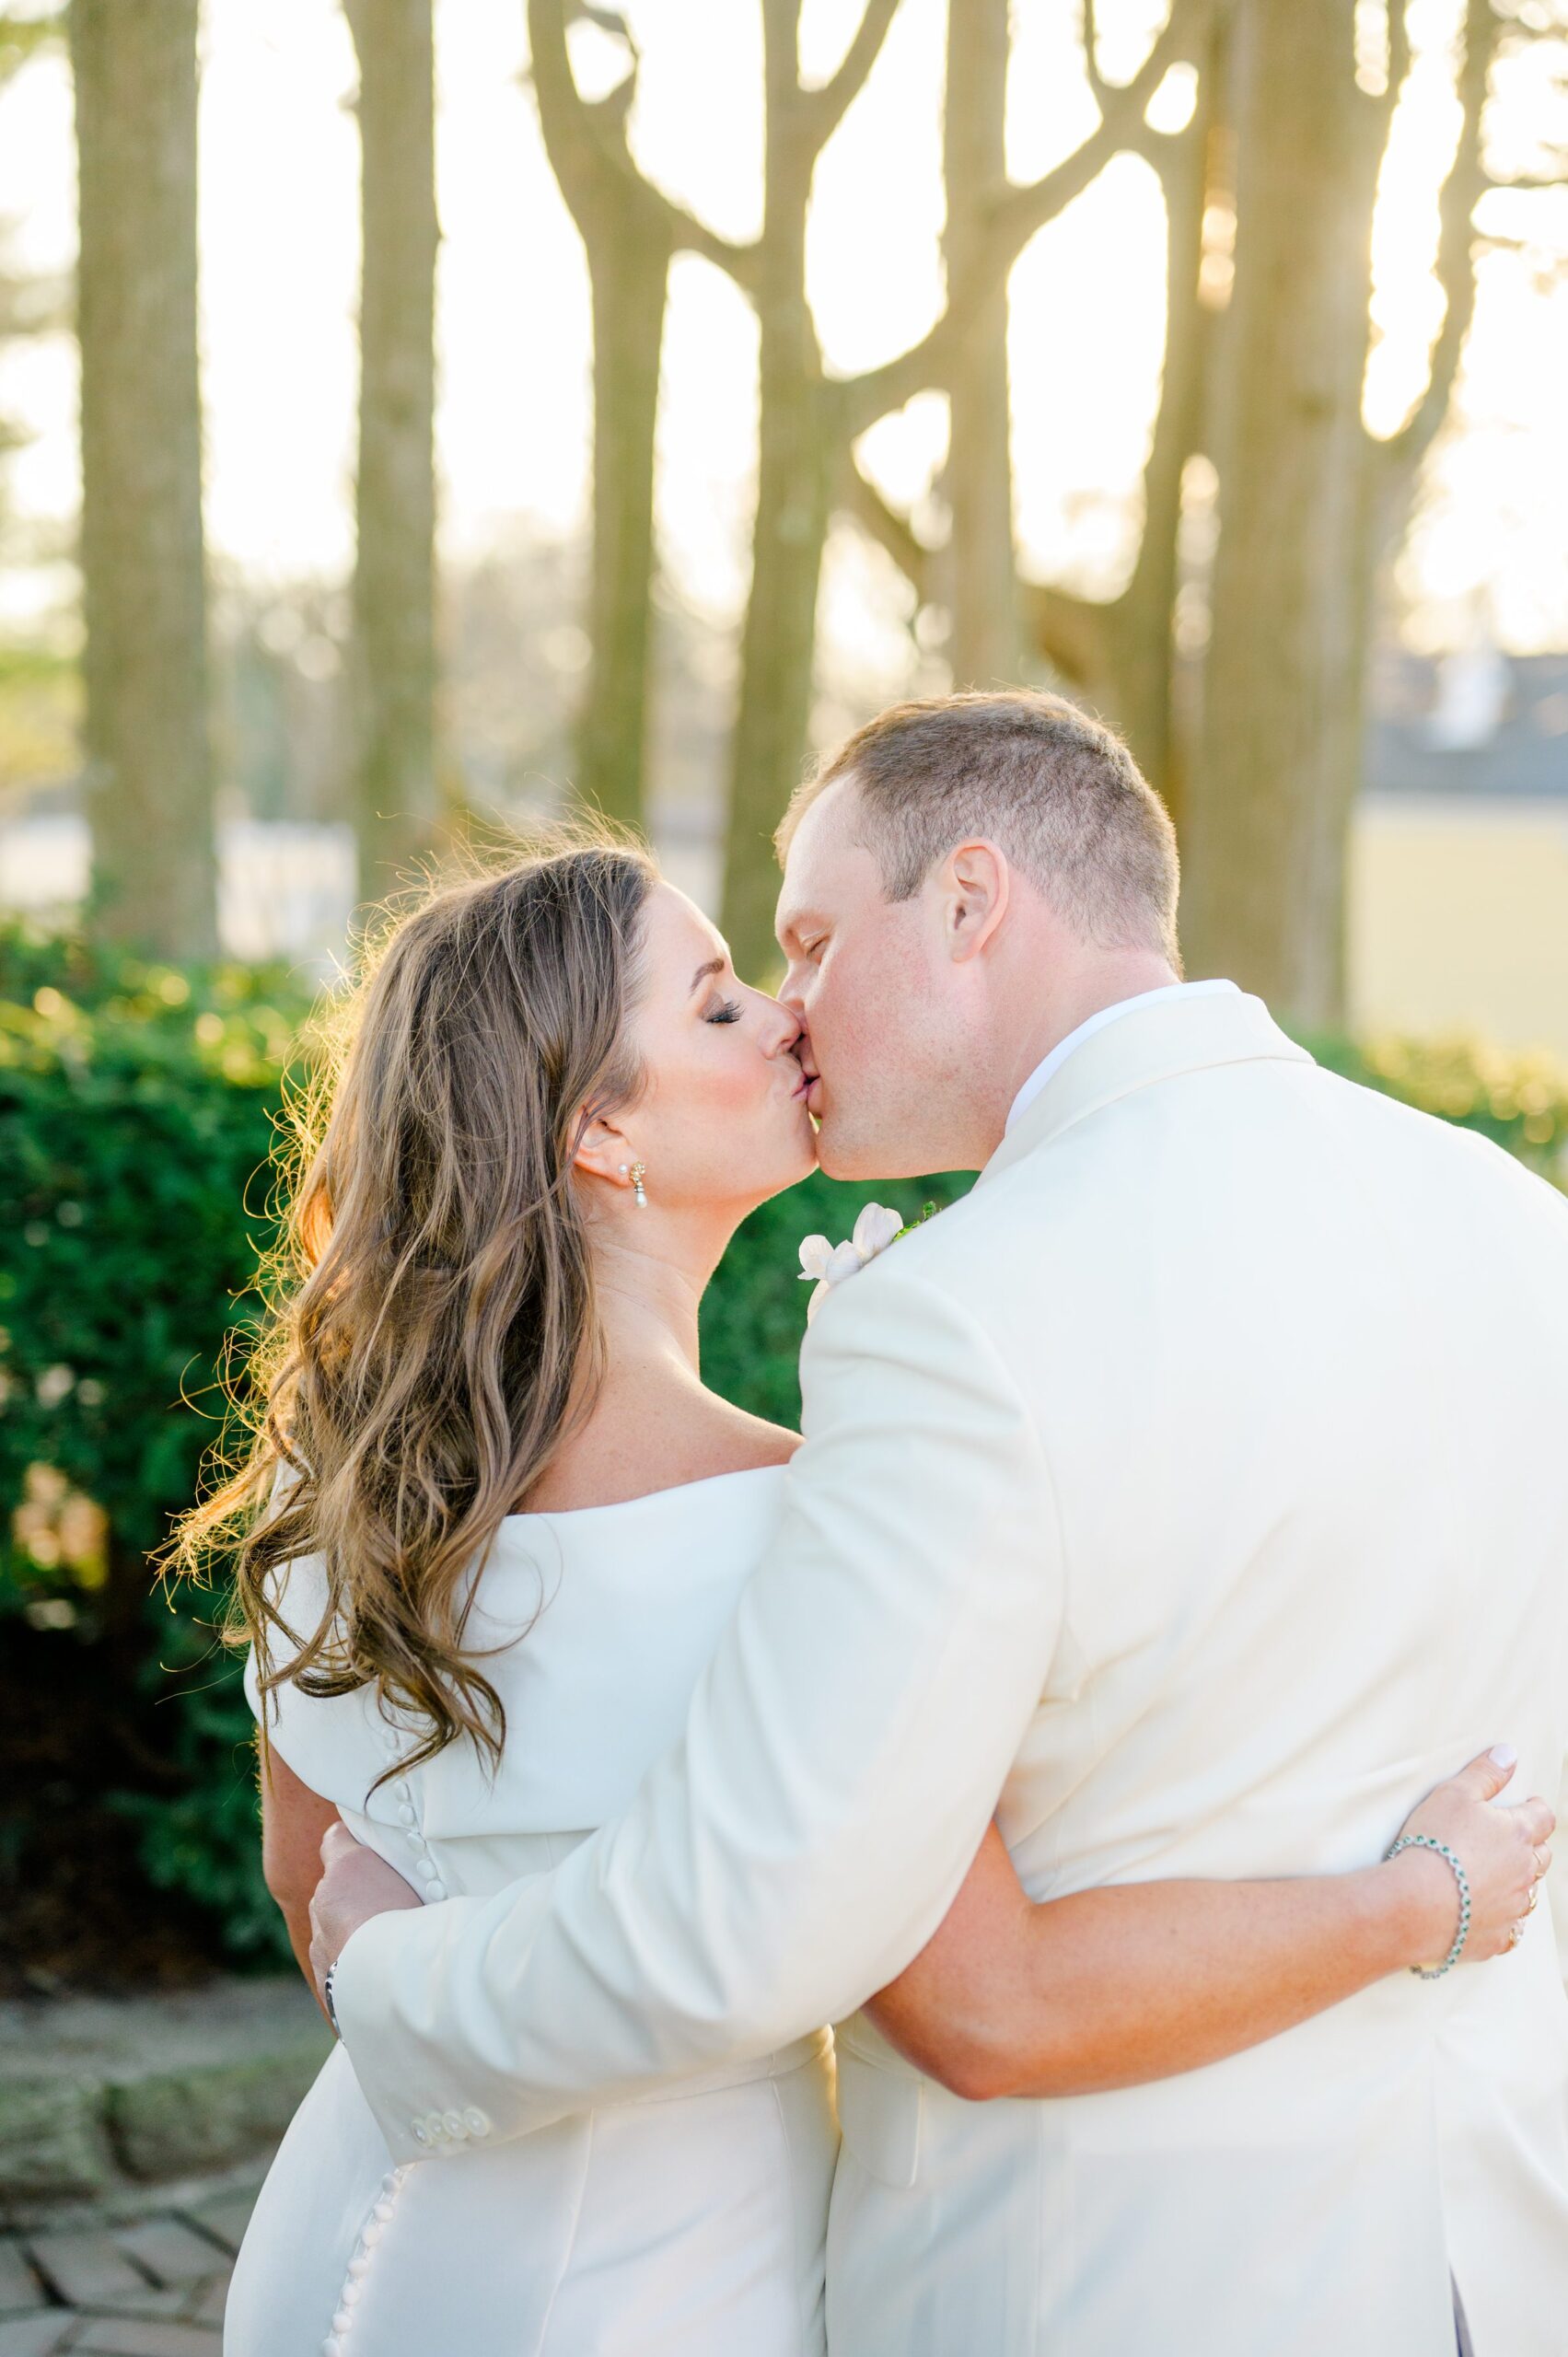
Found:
[314,691,1568,2353]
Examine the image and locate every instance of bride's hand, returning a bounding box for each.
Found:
[308,1821,424,2020]
[1388,1747,1553,1967]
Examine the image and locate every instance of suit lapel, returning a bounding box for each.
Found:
[975,990,1316,1190]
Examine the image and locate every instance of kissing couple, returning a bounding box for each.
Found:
[211,691,1568,2356]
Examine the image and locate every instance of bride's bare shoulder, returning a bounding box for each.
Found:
[523,1387,797,1511]
[708,1399,800,1472]
[670,1387,798,1478]
[621,1372,799,1483]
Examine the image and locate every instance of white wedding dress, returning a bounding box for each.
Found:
[225,1466,835,2357]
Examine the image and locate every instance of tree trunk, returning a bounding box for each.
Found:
[1104,43,1215,823]
[575,178,669,830]
[719,7,830,981]
[1183,0,1378,1024]
[719,304,829,981]
[941,0,1017,691]
[71,0,215,960]
[346,0,439,903]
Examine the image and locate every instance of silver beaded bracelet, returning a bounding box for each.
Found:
[1384,1833,1472,1980]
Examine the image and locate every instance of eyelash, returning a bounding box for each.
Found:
[705,997,743,1026]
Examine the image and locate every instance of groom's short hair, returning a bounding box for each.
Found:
[778,691,1180,963]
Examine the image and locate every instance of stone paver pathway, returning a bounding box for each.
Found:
[0,2184,255,2356]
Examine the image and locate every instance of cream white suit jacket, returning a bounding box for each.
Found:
[334,990,1568,2356]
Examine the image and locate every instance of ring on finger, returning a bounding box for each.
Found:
[1533,1845,1550,1879]
[1527,1883,1540,1914]
[1507,1918,1527,1949]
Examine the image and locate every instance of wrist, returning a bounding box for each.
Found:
[1378,1844,1463,1969]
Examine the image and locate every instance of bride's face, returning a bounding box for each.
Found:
[607,883,816,1218]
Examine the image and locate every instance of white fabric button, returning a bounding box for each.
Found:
[323,2338,343,2356]
[424,1879,447,1900]
[361,2222,382,2247]
[347,2255,369,2279]
[343,2281,362,2305]
[332,2307,353,2331]
[462,2107,491,2137]
[397,1804,417,1826]
[393,1781,412,1800]
[442,2109,466,2139]
[416,1856,439,1880]
[372,2199,393,2223]
[410,2120,428,2144]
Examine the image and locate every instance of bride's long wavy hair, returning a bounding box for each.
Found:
[162,835,656,1792]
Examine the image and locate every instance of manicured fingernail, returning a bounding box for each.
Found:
[1490,1745,1517,1770]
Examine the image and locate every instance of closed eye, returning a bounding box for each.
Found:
[704,996,744,1026]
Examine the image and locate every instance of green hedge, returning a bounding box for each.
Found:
[4,918,1565,1976]
[0,926,315,1973]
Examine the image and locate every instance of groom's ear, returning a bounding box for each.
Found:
[941,840,1010,965]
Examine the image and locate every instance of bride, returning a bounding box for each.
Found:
[186,840,1549,2357]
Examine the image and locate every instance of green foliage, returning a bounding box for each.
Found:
[3,919,1565,1977]
[109,1602,290,1964]
[0,920,308,1588]
[0,919,314,1973]
[1309,1029,1568,1179]
[702,1175,968,1427]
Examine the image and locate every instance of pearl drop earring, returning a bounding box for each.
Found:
[630,1160,648,1210]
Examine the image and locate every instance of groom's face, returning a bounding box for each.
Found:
[774,779,961,1181]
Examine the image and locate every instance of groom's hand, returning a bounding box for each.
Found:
[308,1822,424,2014]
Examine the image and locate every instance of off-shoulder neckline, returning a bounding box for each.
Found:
[499,1461,790,1526]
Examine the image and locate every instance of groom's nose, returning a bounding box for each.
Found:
[777,959,808,1016]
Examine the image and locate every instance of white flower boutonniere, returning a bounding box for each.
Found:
[797,1201,905,1324]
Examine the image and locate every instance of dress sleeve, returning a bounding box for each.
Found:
[330,1253,1065,2164]
[244,1537,375,1812]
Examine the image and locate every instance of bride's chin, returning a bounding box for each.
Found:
[787,1113,822,1180]
[764,1132,822,1200]
[772,1099,822,1182]
[710,1126,819,1218]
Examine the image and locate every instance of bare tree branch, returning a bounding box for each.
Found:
[1023,579,1115,688]
[1377,0,1497,488]
[1388,0,1412,115]
[527,0,761,291]
[1082,0,1114,115]
[802,0,902,153]
[840,0,1214,433]
[989,0,1212,257]
[0,8,64,88]
[0,269,70,337]
[836,454,933,597]
[577,2,637,52]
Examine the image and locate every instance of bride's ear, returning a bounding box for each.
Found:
[573,1109,635,1194]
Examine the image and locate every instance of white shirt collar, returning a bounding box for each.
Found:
[1005,980,1243,1136]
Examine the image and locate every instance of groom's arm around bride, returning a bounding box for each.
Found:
[317,692,1568,2356]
